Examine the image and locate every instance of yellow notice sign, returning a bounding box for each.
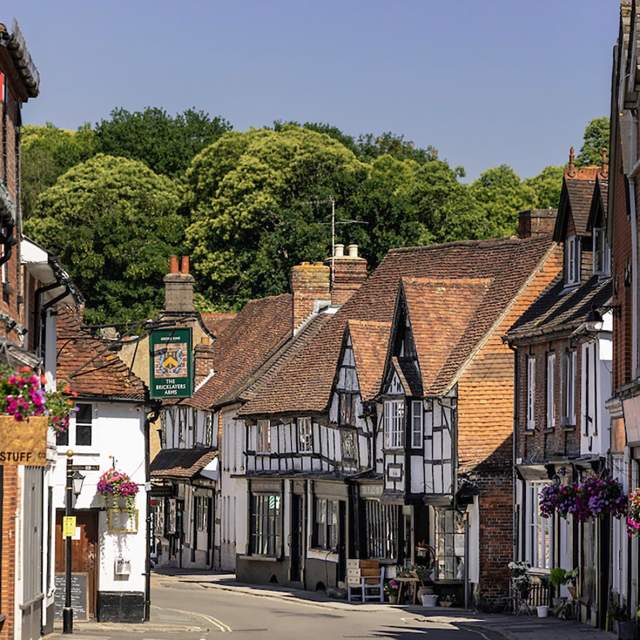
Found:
[63,516,76,538]
[0,415,48,466]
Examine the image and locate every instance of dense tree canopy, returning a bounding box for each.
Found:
[26,154,184,324]
[577,116,609,166]
[94,107,232,177]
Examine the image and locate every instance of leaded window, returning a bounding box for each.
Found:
[297,417,313,453]
[250,493,281,557]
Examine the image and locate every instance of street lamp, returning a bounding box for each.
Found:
[72,470,85,498]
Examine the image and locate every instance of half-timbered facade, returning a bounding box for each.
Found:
[506,162,612,628]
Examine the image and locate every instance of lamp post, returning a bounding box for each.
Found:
[63,451,85,634]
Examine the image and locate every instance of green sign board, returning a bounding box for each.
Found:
[149,327,193,399]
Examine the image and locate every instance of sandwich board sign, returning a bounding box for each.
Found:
[149,328,193,399]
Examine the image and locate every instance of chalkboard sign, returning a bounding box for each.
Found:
[54,573,88,621]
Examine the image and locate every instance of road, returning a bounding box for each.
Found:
[54,575,504,640]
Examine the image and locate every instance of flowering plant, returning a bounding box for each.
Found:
[626,489,640,537]
[97,468,139,513]
[384,579,399,596]
[0,366,77,433]
[540,483,577,518]
[508,560,531,596]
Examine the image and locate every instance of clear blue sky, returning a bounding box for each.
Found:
[15,1,616,179]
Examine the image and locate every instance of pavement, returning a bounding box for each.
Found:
[48,569,617,640]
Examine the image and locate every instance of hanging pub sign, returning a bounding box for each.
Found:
[149,327,193,399]
[0,415,48,465]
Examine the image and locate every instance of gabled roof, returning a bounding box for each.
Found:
[587,176,609,232]
[180,293,293,410]
[241,235,555,415]
[57,307,146,401]
[400,277,492,396]
[201,312,237,338]
[506,275,612,342]
[554,164,607,241]
[389,356,423,397]
[150,447,217,480]
[347,320,391,402]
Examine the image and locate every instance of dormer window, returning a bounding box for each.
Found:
[593,227,609,276]
[565,235,580,286]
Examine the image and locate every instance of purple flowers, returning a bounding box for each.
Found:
[540,476,627,522]
[97,469,139,514]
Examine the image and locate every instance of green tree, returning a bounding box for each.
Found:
[21,123,96,218]
[524,165,564,209]
[577,116,609,166]
[469,165,536,237]
[26,154,184,324]
[94,107,232,177]
[186,126,367,308]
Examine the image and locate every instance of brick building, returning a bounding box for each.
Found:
[506,160,612,628]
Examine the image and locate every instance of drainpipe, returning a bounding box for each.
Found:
[33,282,62,357]
[145,399,161,622]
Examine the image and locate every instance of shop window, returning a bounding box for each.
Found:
[434,508,465,580]
[314,498,339,551]
[364,499,399,560]
[250,493,281,557]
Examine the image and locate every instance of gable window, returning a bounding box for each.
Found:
[546,353,555,429]
[384,399,405,449]
[314,498,339,551]
[561,350,576,426]
[526,356,536,431]
[593,227,610,276]
[411,400,423,449]
[339,392,356,426]
[565,235,580,286]
[297,417,313,453]
[257,419,271,453]
[250,493,281,556]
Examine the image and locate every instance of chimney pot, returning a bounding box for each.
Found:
[181,255,190,274]
[169,255,179,274]
[347,244,358,258]
[334,244,344,258]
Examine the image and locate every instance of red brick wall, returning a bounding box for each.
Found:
[290,263,330,331]
[0,467,18,640]
[611,130,633,391]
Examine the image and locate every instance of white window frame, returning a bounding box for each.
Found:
[526,481,552,570]
[384,399,405,449]
[546,352,555,429]
[565,235,580,286]
[411,400,423,449]
[593,227,610,276]
[257,419,271,454]
[561,350,576,426]
[526,356,536,431]
[297,417,313,453]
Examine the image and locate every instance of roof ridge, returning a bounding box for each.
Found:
[387,235,548,254]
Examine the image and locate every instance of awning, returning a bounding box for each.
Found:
[150,447,218,481]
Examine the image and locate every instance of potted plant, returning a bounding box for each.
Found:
[97,468,139,514]
[508,561,531,600]
[609,599,635,640]
[384,579,399,604]
[549,568,567,606]
[440,594,455,608]
[415,563,435,600]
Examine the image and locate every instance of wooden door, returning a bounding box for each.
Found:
[290,494,304,582]
[55,510,99,619]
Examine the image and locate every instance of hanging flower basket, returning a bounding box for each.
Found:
[540,476,627,522]
[0,366,77,433]
[97,469,139,514]
[626,489,640,537]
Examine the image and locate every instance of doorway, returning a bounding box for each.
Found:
[55,510,99,620]
[290,494,304,583]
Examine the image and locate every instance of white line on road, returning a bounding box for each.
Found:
[151,604,232,633]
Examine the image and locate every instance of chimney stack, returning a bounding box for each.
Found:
[290,262,330,332]
[164,254,195,313]
[194,335,215,386]
[325,243,367,306]
[517,209,558,239]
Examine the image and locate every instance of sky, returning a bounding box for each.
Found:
[14,1,617,180]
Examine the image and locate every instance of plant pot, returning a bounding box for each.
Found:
[440,601,453,608]
[616,620,636,640]
[537,605,549,618]
[422,594,438,607]
[388,594,398,605]
[418,586,434,598]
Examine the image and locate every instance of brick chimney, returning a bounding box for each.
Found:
[164,255,195,313]
[290,262,330,332]
[517,209,558,239]
[194,335,215,386]
[325,243,368,305]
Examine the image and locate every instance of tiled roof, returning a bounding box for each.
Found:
[347,320,391,401]
[587,177,608,231]
[506,275,612,341]
[150,447,217,479]
[241,236,554,416]
[180,294,293,410]
[402,277,493,396]
[554,168,606,240]
[201,312,237,338]
[56,307,146,401]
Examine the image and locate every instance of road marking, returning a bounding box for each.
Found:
[151,604,232,632]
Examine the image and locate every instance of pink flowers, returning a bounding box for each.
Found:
[0,366,76,433]
[626,489,640,537]
[97,468,139,513]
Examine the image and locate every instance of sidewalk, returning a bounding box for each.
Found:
[152,569,616,640]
